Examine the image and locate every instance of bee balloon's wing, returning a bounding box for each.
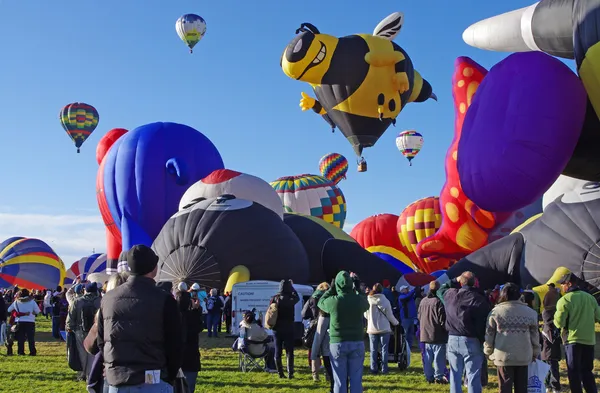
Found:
[373,12,404,40]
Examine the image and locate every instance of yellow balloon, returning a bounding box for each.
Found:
[511,213,542,234]
[532,266,571,312]
[224,265,251,293]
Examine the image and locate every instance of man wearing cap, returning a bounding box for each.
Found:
[67,281,102,381]
[554,273,600,393]
[97,245,183,392]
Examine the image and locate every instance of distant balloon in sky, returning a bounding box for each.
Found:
[395,130,423,166]
[59,102,99,153]
[176,14,207,53]
[319,153,348,185]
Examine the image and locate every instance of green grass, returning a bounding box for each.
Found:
[2,318,599,392]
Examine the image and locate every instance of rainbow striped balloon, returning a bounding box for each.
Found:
[396,130,424,165]
[318,153,348,185]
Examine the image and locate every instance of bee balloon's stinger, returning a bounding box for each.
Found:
[295,23,320,35]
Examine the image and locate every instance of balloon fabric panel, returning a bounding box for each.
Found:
[417,57,500,262]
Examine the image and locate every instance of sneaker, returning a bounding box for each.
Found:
[435,378,448,384]
[265,368,278,374]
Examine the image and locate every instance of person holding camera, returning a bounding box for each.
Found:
[318,271,369,393]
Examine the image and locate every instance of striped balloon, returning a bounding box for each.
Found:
[319,153,348,185]
[63,253,108,286]
[59,102,99,153]
[0,237,65,290]
[396,130,424,165]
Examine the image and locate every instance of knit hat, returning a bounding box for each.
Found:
[127,245,159,276]
[85,282,98,293]
[177,282,188,292]
[382,279,391,288]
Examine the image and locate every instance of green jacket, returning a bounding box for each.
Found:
[318,271,369,343]
[554,288,600,346]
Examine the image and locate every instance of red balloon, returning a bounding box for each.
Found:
[96,128,128,165]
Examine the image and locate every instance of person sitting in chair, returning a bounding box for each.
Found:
[240,311,276,372]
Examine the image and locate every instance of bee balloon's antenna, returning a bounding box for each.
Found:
[296,23,320,35]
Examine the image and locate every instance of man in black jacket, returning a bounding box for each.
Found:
[418,281,448,384]
[271,279,300,379]
[97,245,183,392]
[438,271,490,393]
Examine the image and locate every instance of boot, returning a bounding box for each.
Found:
[323,356,334,393]
[287,352,295,379]
[311,359,320,382]
[275,357,285,378]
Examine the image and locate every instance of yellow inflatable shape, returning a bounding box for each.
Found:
[579,42,600,120]
[511,213,542,234]
[532,266,571,313]
[366,245,418,272]
[224,265,250,293]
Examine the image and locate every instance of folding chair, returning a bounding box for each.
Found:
[238,337,273,373]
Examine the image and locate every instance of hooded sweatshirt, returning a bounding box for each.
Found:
[318,271,369,343]
[272,279,299,331]
[8,297,40,323]
[554,287,600,345]
[364,293,399,335]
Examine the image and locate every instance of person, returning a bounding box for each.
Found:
[7,289,40,356]
[318,271,369,393]
[0,293,6,353]
[206,288,223,338]
[488,285,500,306]
[309,282,334,389]
[240,310,276,371]
[398,285,418,347]
[84,272,130,393]
[554,273,600,393]
[438,272,490,393]
[418,281,448,384]
[67,282,102,381]
[364,283,399,375]
[381,279,395,306]
[43,290,52,319]
[525,284,541,315]
[97,245,183,392]
[541,283,562,393]
[484,283,540,393]
[223,292,232,334]
[270,279,300,379]
[176,282,202,393]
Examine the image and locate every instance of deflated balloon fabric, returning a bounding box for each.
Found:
[458,51,587,212]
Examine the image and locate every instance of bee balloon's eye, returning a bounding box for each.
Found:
[583,182,600,190]
[293,39,302,53]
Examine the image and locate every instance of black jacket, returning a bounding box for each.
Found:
[0,295,6,322]
[271,280,299,331]
[417,292,448,344]
[177,291,202,372]
[439,281,490,343]
[97,276,183,386]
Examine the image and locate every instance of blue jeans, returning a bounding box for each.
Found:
[51,316,60,339]
[183,371,198,393]
[423,343,447,382]
[330,341,365,393]
[401,318,415,347]
[108,381,173,392]
[368,333,390,373]
[206,313,219,337]
[447,336,483,393]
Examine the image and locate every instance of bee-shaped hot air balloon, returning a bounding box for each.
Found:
[281,12,436,172]
[59,102,99,153]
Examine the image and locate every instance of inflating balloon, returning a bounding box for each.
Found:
[0,237,65,290]
[280,12,436,170]
[63,253,107,286]
[179,169,283,219]
[95,128,127,165]
[397,196,453,273]
[395,130,423,166]
[487,198,543,243]
[96,122,224,273]
[457,52,587,212]
[152,196,309,288]
[59,102,99,153]
[319,153,348,185]
[350,214,416,274]
[417,57,498,261]
[175,14,206,53]
[270,174,347,228]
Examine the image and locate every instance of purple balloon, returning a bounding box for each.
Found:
[458,52,587,212]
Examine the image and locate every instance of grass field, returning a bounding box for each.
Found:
[2,318,599,393]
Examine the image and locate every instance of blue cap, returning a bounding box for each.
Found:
[74,284,84,294]
[85,282,98,293]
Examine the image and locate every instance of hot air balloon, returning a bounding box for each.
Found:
[350,214,417,274]
[152,196,309,288]
[175,14,207,53]
[395,130,423,166]
[318,153,348,185]
[63,253,107,287]
[280,12,436,172]
[0,237,65,290]
[270,174,347,228]
[179,169,283,218]
[59,103,99,153]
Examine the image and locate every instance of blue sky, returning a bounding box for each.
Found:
[0,0,541,262]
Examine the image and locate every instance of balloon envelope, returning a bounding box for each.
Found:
[319,153,348,185]
[59,102,99,152]
[64,253,107,286]
[176,14,206,51]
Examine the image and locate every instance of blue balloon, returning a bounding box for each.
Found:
[99,122,224,257]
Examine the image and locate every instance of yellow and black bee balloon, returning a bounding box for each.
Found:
[281,12,436,172]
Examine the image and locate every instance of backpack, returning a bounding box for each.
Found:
[264,302,278,329]
[301,298,314,320]
[302,319,318,348]
[207,297,216,311]
[80,298,97,332]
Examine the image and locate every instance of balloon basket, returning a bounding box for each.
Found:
[357,162,367,172]
[77,148,80,153]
